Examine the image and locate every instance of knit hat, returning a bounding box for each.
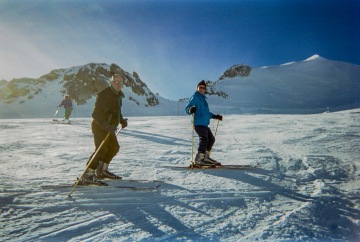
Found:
[197,80,206,88]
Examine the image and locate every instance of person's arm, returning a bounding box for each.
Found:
[92,91,109,127]
[58,100,64,107]
[185,96,197,115]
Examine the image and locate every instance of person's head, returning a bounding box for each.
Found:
[111,74,124,92]
[64,95,70,99]
[196,80,207,94]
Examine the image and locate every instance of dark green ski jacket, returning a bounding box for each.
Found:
[92,86,125,128]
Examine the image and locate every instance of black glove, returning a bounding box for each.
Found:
[189,106,196,114]
[213,114,223,121]
[120,118,128,129]
[103,124,117,134]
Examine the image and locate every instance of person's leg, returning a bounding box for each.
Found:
[102,134,120,164]
[195,126,209,154]
[81,122,110,185]
[64,107,72,119]
[99,135,121,179]
[87,121,108,170]
[194,126,209,164]
[206,127,215,151]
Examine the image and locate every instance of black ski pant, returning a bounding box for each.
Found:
[87,121,119,170]
[195,125,215,154]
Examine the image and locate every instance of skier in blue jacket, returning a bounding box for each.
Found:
[185,80,223,165]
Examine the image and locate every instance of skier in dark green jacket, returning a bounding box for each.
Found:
[81,74,128,185]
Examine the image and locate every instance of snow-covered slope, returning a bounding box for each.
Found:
[208,55,360,114]
[1,110,359,241]
[0,63,178,118]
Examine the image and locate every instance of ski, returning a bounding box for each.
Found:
[162,163,259,170]
[111,183,162,190]
[43,184,161,191]
[106,179,165,183]
[51,120,72,125]
[42,179,163,190]
[76,177,108,186]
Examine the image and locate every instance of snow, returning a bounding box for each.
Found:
[208,56,360,114]
[280,61,295,66]
[305,54,321,61]
[1,110,359,241]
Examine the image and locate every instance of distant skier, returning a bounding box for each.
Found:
[185,80,223,166]
[58,95,73,123]
[80,74,128,185]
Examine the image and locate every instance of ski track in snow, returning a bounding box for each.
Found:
[1,110,360,241]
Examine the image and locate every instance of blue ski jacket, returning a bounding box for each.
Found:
[185,91,213,126]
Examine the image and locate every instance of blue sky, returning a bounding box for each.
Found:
[0,0,359,99]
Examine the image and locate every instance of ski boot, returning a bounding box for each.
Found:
[205,150,221,166]
[79,168,108,186]
[194,152,213,166]
[96,161,122,180]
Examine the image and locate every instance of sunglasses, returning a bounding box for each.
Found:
[198,86,206,90]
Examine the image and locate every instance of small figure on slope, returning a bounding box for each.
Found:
[185,80,223,166]
[80,74,128,185]
[58,95,73,123]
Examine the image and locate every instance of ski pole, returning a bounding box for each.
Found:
[191,113,195,167]
[209,119,221,156]
[73,100,75,121]
[214,119,220,138]
[53,107,59,121]
[67,128,122,198]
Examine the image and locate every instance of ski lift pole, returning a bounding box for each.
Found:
[67,128,122,198]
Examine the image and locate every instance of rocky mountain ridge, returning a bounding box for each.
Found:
[0,63,178,118]
[1,55,359,118]
[0,63,159,107]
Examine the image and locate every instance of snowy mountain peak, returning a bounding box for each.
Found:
[1,56,359,118]
[219,64,252,80]
[207,55,360,114]
[39,62,160,107]
[0,63,178,118]
[304,54,323,61]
